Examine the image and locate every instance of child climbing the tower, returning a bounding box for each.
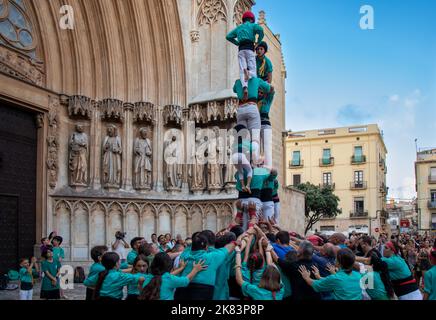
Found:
[258,87,275,168]
[227,11,264,99]
[256,41,273,84]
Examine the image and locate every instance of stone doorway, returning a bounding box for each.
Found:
[0,103,37,273]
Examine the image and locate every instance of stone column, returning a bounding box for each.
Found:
[91,102,102,190]
[187,212,192,238]
[122,103,134,191]
[181,107,190,193]
[154,106,164,192]
[139,211,144,238]
[105,210,110,248]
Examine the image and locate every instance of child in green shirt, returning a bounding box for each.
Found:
[19,257,38,300]
[256,41,273,83]
[227,11,264,96]
[40,249,61,300]
[86,245,108,300]
[126,255,150,300]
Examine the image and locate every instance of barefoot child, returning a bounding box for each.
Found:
[226,11,264,98]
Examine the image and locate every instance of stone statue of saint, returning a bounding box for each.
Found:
[102,124,122,187]
[224,132,236,185]
[189,130,206,191]
[207,127,223,190]
[69,124,88,186]
[164,135,183,190]
[134,127,152,189]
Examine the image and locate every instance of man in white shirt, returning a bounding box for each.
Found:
[111,231,130,263]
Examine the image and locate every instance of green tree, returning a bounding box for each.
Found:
[295,182,342,235]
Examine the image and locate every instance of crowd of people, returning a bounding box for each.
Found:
[9,10,436,302]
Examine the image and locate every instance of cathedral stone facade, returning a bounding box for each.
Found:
[0,0,305,265]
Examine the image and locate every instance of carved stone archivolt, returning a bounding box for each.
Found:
[46,97,59,189]
[197,0,227,27]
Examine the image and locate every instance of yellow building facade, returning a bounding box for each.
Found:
[284,124,388,234]
[415,148,436,234]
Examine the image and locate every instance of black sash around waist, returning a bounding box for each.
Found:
[391,275,418,297]
[239,40,255,51]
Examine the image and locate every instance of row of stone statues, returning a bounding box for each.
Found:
[68,124,236,192]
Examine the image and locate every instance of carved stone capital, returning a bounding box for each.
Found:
[100,99,125,122]
[190,30,200,42]
[133,101,155,123]
[67,95,93,119]
[162,104,183,125]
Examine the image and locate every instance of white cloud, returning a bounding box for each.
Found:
[389,94,399,103]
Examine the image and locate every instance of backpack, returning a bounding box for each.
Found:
[7,270,20,281]
[74,266,86,283]
[0,274,8,290]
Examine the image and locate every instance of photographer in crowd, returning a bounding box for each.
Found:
[111,231,130,264]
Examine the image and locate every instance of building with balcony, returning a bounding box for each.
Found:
[415,148,436,233]
[284,124,388,234]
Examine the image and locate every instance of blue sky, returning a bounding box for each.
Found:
[254,0,436,200]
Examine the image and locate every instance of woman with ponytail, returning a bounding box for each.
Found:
[299,248,362,300]
[363,256,394,300]
[139,252,206,300]
[382,241,422,300]
[84,252,145,300]
[235,244,284,300]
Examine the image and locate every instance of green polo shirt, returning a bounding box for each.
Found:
[226,22,264,47]
[364,271,389,300]
[84,269,139,300]
[127,273,151,296]
[213,251,236,300]
[256,56,273,81]
[312,269,363,300]
[127,250,138,265]
[41,259,61,291]
[233,78,271,100]
[241,282,284,300]
[382,255,412,280]
[19,267,33,284]
[179,248,228,286]
[251,167,270,190]
[142,272,190,300]
[424,265,436,300]
[52,247,65,262]
[258,91,275,121]
[88,262,105,280]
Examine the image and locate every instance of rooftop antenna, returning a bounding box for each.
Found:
[414,138,418,158]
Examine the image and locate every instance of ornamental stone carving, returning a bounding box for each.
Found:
[46,98,59,189]
[100,99,124,122]
[133,102,155,123]
[233,0,255,25]
[190,30,200,42]
[68,96,93,119]
[163,104,183,125]
[197,0,227,27]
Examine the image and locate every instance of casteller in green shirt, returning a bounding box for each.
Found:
[381,255,412,281]
[226,21,264,50]
[241,281,284,300]
[142,272,190,300]
[363,271,389,300]
[41,259,61,291]
[84,269,140,300]
[233,78,272,101]
[311,269,363,300]
[256,55,273,82]
[424,265,436,300]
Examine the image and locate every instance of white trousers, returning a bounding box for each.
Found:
[261,124,273,168]
[19,289,33,300]
[232,152,253,179]
[238,49,257,88]
[262,201,275,220]
[274,202,281,222]
[398,289,422,300]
